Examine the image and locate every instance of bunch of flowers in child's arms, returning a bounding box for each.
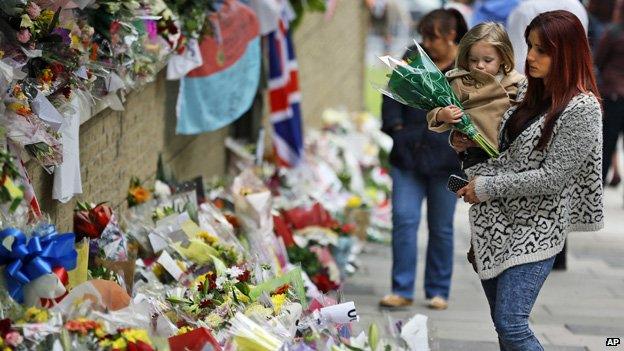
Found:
[378,41,499,157]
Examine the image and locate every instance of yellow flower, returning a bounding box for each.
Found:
[346,196,363,209]
[21,306,49,323]
[177,326,194,335]
[121,329,150,344]
[37,10,55,23]
[70,34,81,49]
[111,337,127,350]
[244,303,273,318]
[271,293,287,314]
[197,231,218,245]
[95,327,106,338]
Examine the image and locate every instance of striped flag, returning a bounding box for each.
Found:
[267,19,304,167]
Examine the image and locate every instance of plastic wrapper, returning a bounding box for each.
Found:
[2,110,63,172]
[92,214,129,261]
[52,279,131,312]
[378,41,499,157]
[231,169,281,273]
[227,312,285,351]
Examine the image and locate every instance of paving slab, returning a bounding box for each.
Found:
[342,186,624,350]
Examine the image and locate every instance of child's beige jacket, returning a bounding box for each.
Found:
[427,68,525,149]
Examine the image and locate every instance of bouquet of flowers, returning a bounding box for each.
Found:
[73,201,132,290]
[379,42,499,157]
[162,0,215,42]
[166,264,254,330]
[64,318,155,351]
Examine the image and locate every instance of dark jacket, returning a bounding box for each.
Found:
[595,24,624,99]
[381,46,462,176]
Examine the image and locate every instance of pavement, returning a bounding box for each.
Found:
[343,186,624,351]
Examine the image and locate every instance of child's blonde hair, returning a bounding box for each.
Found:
[456,22,515,74]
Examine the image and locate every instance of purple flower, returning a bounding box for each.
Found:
[16,29,32,43]
[52,27,71,45]
[26,2,41,18]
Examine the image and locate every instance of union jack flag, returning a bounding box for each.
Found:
[267,19,303,167]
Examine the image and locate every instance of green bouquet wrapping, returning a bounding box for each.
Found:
[378,42,499,158]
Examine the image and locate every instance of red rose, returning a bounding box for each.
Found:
[237,268,251,283]
[199,298,214,309]
[312,273,339,293]
[136,341,154,351]
[73,210,100,239]
[50,62,64,76]
[90,203,112,233]
[73,202,113,240]
[340,223,356,234]
[109,20,122,35]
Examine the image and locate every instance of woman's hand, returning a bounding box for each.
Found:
[437,105,464,124]
[450,131,478,152]
[457,178,481,204]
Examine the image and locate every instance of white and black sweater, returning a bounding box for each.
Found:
[465,91,603,280]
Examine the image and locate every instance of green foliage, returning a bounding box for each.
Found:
[289,0,326,30]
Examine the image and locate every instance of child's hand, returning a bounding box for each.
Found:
[436,105,463,124]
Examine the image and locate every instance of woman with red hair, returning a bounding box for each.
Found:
[453,11,603,350]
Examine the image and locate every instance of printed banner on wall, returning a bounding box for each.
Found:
[176,0,261,135]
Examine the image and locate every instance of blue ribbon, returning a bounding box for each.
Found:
[0,225,77,303]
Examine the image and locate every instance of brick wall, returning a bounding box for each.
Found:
[28,72,229,230]
[293,0,368,129]
[26,2,367,230]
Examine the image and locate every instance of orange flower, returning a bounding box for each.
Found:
[90,43,99,61]
[7,103,32,116]
[16,106,32,116]
[40,68,54,84]
[65,319,101,335]
[129,186,151,204]
[272,283,290,296]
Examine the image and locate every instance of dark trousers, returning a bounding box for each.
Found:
[602,96,624,181]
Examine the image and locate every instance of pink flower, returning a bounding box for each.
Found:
[16,29,31,43]
[5,331,24,346]
[26,2,41,18]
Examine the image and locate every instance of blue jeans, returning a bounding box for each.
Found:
[481,257,556,351]
[390,167,457,300]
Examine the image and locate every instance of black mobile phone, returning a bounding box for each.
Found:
[447,175,469,193]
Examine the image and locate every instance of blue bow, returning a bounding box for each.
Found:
[0,225,77,303]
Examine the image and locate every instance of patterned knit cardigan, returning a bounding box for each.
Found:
[465,89,604,280]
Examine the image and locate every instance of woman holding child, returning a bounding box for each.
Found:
[452,11,604,350]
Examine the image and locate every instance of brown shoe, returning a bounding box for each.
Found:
[379,294,413,308]
[427,296,448,310]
